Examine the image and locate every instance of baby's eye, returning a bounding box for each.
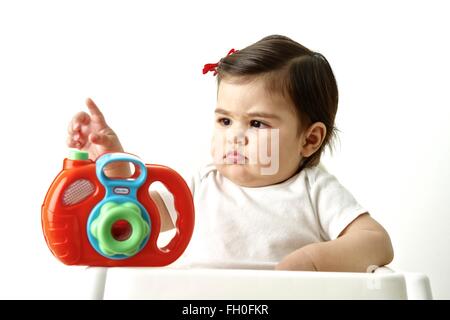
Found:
[218,118,231,126]
[250,120,269,129]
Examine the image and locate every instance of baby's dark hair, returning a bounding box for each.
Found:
[216,35,338,168]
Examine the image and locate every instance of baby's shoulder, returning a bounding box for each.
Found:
[183,162,216,184]
[302,163,336,188]
[180,162,217,192]
[197,163,218,181]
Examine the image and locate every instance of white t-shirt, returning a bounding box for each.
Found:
[155,163,366,266]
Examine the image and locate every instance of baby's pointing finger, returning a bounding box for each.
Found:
[85,97,107,126]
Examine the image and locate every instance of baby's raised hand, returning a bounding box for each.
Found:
[67,98,124,160]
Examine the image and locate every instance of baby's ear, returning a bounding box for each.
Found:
[300,122,327,157]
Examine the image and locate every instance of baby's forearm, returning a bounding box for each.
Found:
[313,229,393,272]
[278,229,394,272]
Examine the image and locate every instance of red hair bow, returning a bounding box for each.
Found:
[203,48,238,76]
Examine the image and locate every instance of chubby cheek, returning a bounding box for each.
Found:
[210,130,225,164]
[278,132,301,168]
[247,129,279,168]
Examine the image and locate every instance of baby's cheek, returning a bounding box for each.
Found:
[210,132,225,163]
[248,129,277,166]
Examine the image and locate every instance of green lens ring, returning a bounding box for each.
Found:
[91,202,149,256]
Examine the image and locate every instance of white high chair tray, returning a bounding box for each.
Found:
[87,262,432,299]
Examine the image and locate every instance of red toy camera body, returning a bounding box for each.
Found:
[42,151,195,267]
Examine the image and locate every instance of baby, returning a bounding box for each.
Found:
[67,35,393,272]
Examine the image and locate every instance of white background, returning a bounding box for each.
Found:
[0,0,449,299]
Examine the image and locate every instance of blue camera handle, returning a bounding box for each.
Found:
[96,153,148,197]
[87,153,151,259]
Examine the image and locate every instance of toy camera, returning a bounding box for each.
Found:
[42,150,195,267]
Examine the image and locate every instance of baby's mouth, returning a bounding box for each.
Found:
[223,151,248,164]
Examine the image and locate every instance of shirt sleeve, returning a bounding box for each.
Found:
[308,167,367,240]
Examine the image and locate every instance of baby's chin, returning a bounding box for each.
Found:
[215,163,276,188]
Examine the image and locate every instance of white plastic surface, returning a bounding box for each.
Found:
[86,263,432,300]
[403,272,433,299]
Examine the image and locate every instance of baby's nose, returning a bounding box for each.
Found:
[227,131,249,145]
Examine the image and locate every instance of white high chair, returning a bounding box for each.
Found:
[86,262,432,300]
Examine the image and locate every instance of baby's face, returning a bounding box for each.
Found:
[211,77,304,187]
